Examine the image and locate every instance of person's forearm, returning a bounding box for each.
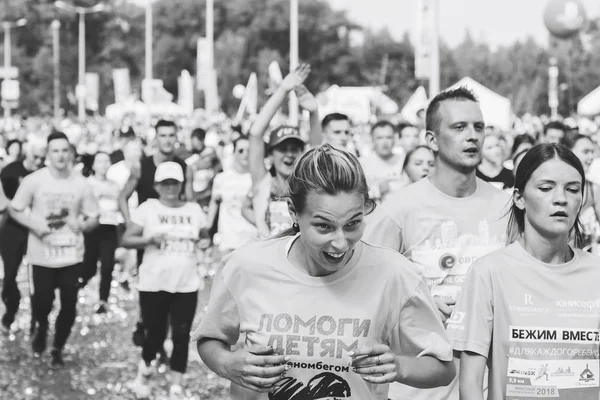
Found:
[249,86,289,139]
[459,380,485,400]
[118,196,131,224]
[120,234,149,249]
[8,207,39,232]
[308,110,321,147]
[395,355,455,388]
[206,199,220,229]
[197,339,232,379]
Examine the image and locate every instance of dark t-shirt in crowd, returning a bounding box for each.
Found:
[1,160,33,230]
[1,161,31,199]
[476,167,514,190]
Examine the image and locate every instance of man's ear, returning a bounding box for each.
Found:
[425,130,438,152]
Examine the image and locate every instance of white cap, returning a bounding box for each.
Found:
[154,161,184,183]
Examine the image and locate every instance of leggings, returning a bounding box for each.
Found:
[82,225,118,301]
[31,264,80,350]
[0,221,28,322]
[139,291,197,373]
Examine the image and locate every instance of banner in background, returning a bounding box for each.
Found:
[178,70,195,115]
[112,68,131,104]
[85,72,100,112]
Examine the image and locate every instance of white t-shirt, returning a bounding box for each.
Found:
[212,169,257,251]
[192,236,452,400]
[131,199,207,293]
[107,160,138,208]
[363,177,510,400]
[11,168,99,268]
[449,242,600,400]
[87,176,122,225]
[360,152,406,201]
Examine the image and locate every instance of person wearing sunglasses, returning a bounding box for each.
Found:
[206,135,257,258]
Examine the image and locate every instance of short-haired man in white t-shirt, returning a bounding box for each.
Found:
[364,87,510,400]
[9,131,99,367]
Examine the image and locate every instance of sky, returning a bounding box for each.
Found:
[327,0,600,48]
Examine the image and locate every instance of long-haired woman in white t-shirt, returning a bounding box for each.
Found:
[121,161,207,400]
[450,143,600,400]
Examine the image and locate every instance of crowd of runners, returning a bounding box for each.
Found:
[1,65,600,400]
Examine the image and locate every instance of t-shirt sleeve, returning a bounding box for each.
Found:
[10,174,35,212]
[446,262,494,357]
[81,180,100,218]
[190,263,240,345]
[362,205,403,252]
[390,281,453,362]
[130,202,147,228]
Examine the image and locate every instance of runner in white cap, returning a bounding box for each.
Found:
[122,161,207,400]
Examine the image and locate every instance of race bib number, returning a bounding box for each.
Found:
[43,245,77,260]
[45,231,78,247]
[506,326,600,399]
[159,238,195,255]
[268,200,292,236]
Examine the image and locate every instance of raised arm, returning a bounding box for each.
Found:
[249,64,311,185]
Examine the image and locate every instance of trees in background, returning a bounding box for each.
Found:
[0,0,599,118]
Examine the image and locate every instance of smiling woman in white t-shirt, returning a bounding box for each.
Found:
[194,144,455,400]
[121,161,208,400]
[449,143,600,400]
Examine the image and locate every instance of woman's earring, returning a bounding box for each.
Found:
[292,223,300,232]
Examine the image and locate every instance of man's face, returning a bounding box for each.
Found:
[26,144,46,170]
[372,125,395,158]
[155,126,177,154]
[191,136,205,153]
[324,120,351,149]
[427,100,485,173]
[46,139,71,170]
[399,126,420,153]
[544,128,565,144]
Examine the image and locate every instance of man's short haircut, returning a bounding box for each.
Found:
[191,128,207,141]
[397,122,417,138]
[47,131,70,145]
[543,121,567,135]
[425,86,478,134]
[370,120,396,135]
[321,112,350,130]
[155,119,177,131]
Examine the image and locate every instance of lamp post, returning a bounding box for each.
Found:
[54,1,106,122]
[51,20,61,120]
[2,18,26,119]
[289,0,299,124]
[145,1,152,81]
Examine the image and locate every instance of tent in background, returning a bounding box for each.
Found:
[400,86,428,125]
[578,86,600,116]
[447,77,512,131]
[317,85,398,124]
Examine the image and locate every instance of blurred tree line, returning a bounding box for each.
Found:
[2,0,600,118]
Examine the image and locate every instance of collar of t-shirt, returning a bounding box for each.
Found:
[511,240,580,275]
[281,234,364,286]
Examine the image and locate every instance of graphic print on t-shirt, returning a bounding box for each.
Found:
[410,219,506,301]
[42,193,78,261]
[505,326,599,399]
[252,312,373,399]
